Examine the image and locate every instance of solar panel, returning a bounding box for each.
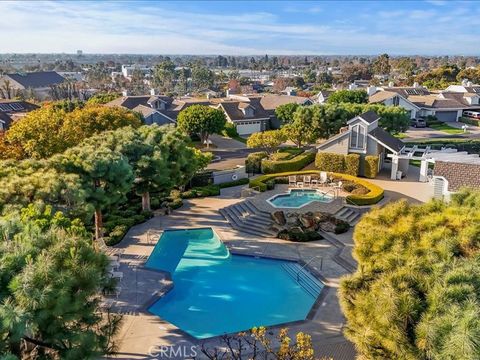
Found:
[0,104,12,112]
[9,103,24,111]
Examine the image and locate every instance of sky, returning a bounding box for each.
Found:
[1,0,479,55]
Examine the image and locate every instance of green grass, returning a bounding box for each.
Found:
[394,133,408,139]
[428,122,466,134]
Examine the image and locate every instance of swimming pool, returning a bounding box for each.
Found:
[145,228,323,339]
[267,189,334,209]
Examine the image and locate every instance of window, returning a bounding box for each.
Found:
[350,124,365,149]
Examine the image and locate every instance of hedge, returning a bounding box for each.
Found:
[246,152,268,174]
[315,152,345,173]
[249,170,384,205]
[316,152,360,176]
[364,155,379,179]
[261,152,315,174]
[345,154,360,176]
[218,177,249,188]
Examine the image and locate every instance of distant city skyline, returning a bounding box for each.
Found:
[1,0,479,55]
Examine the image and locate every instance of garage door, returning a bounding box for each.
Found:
[435,111,458,122]
[236,122,262,135]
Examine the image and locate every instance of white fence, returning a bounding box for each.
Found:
[212,166,247,185]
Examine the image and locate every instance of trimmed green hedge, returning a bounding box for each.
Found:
[249,170,383,205]
[316,152,360,176]
[246,152,268,174]
[345,154,360,176]
[364,155,379,179]
[261,152,315,174]
[218,177,249,188]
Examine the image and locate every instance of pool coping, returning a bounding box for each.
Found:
[132,226,332,344]
[266,188,336,209]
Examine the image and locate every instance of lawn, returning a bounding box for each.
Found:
[428,122,466,134]
[394,133,408,139]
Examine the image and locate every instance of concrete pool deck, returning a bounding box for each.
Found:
[107,178,431,359]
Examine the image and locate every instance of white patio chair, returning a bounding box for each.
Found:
[311,178,319,187]
[110,271,124,281]
[288,175,297,187]
[303,175,311,187]
[319,172,328,185]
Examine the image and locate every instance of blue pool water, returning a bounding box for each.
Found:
[145,228,321,339]
[268,189,333,208]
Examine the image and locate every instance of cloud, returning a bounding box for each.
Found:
[0,0,479,55]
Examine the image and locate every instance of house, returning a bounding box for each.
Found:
[369,84,479,122]
[105,94,177,126]
[0,99,39,131]
[106,92,313,135]
[315,90,333,104]
[316,111,405,176]
[0,71,65,100]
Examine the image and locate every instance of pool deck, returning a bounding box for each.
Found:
[106,174,433,360]
[105,184,359,360]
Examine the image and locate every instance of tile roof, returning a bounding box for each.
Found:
[369,90,398,103]
[4,71,65,88]
[259,94,312,110]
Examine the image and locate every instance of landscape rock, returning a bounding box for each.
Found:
[319,221,336,233]
[299,213,315,229]
[271,210,286,226]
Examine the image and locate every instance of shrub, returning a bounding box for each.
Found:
[342,181,357,193]
[246,152,268,174]
[460,117,480,127]
[221,122,239,138]
[345,154,360,176]
[218,178,249,189]
[334,221,350,234]
[364,155,379,178]
[261,152,315,174]
[181,184,220,199]
[105,224,128,246]
[249,170,384,205]
[315,152,345,173]
[277,229,323,242]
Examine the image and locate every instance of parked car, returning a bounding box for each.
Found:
[411,118,427,128]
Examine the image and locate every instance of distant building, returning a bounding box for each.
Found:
[0,99,39,131]
[106,92,313,135]
[369,83,480,122]
[0,71,65,100]
[121,64,152,79]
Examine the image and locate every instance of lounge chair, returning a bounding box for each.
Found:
[303,175,311,187]
[288,175,297,187]
[319,172,328,185]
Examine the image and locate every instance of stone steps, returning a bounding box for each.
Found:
[219,200,277,238]
[334,207,361,225]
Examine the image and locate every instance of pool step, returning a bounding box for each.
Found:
[281,262,324,299]
[334,207,361,225]
[219,200,277,238]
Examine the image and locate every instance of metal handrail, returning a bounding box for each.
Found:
[322,188,338,199]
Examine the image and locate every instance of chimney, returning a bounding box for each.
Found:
[206,93,211,99]
[462,79,469,86]
[367,86,377,96]
[150,88,157,96]
[467,81,473,87]
[122,89,129,97]
[413,82,419,88]
[388,81,394,88]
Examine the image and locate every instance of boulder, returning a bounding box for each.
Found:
[319,221,336,233]
[299,213,315,229]
[286,212,300,225]
[271,210,286,226]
